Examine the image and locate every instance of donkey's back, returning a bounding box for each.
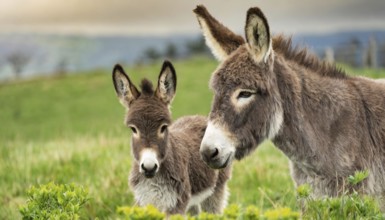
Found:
[171,115,207,140]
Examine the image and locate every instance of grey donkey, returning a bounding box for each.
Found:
[194,5,385,207]
[112,60,231,215]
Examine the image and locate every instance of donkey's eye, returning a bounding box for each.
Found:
[129,126,137,134]
[160,124,168,134]
[237,91,253,99]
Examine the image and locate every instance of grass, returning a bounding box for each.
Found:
[1,56,384,219]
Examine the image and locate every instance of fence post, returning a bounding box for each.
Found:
[368,36,378,69]
[324,47,334,64]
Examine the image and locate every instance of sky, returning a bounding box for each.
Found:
[0,0,384,36]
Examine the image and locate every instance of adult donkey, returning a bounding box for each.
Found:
[194,5,385,202]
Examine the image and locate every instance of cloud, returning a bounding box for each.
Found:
[0,0,384,35]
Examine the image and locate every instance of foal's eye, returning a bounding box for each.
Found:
[129,126,137,134]
[237,91,253,99]
[160,124,168,134]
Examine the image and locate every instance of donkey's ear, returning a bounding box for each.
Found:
[112,64,140,109]
[193,5,245,61]
[156,60,177,105]
[245,7,272,63]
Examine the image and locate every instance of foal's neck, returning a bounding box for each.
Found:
[161,134,178,170]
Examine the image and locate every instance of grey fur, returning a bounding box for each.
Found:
[194,5,385,205]
[112,60,231,215]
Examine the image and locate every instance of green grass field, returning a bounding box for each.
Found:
[1,57,384,219]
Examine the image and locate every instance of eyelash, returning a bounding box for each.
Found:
[237,91,254,99]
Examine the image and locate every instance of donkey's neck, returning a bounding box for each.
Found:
[272,54,352,164]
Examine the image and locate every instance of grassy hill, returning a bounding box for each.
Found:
[1,57,384,219]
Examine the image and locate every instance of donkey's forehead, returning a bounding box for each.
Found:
[210,46,270,92]
[125,97,171,125]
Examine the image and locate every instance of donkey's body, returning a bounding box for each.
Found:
[194,5,385,203]
[271,38,385,197]
[112,61,230,215]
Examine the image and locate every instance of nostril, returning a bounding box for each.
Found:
[141,163,147,172]
[211,148,219,159]
[201,147,220,162]
[152,164,158,172]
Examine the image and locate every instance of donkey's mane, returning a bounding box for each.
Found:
[273,35,347,79]
[140,78,154,95]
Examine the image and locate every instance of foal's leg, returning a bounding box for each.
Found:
[166,191,190,216]
[187,205,201,215]
[201,184,228,214]
[289,161,308,188]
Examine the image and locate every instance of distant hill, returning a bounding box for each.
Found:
[0,34,198,80]
[0,30,384,80]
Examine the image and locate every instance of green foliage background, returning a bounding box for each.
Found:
[1,57,384,219]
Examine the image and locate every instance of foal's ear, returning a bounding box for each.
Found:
[156,60,177,105]
[245,7,272,63]
[112,64,140,109]
[193,5,245,61]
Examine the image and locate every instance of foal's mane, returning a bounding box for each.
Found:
[140,78,154,95]
[272,35,347,79]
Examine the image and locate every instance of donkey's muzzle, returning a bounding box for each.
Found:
[200,146,233,169]
[200,147,230,169]
[141,163,158,178]
[200,147,219,163]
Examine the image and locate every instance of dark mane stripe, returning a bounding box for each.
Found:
[140,78,154,95]
[273,35,347,79]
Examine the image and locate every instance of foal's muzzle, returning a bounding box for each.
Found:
[141,163,158,178]
[139,149,159,178]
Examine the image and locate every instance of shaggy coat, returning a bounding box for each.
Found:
[194,5,385,205]
[112,61,231,215]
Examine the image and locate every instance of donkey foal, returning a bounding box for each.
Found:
[112,61,231,215]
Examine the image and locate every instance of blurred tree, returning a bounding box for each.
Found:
[55,58,68,76]
[185,36,209,55]
[6,51,31,79]
[143,47,161,63]
[164,42,178,59]
[0,57,3,72]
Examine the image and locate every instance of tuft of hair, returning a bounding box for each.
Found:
[140,78,154,96]
[273,35,347,79]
